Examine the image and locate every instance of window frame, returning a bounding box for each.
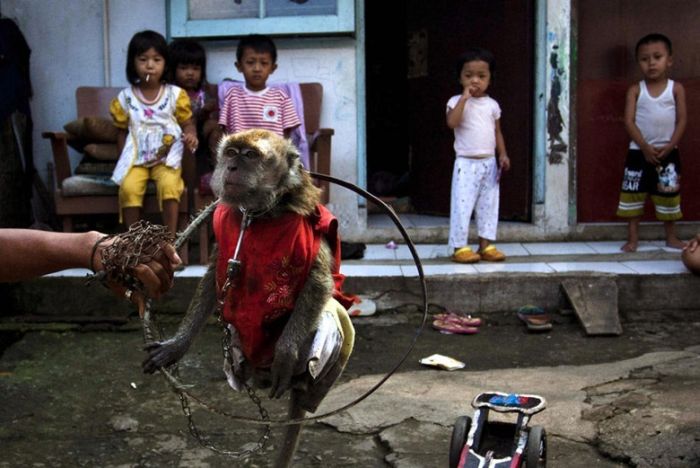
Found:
[169,0,355,38]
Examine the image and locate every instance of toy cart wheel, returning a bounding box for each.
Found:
[526,425,547,467]
[449,415,472,468]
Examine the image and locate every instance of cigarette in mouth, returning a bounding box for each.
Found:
[146,74,150,83]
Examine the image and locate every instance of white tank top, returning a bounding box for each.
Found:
[630,79,676,150]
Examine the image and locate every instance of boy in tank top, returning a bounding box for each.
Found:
[617,33,687,252]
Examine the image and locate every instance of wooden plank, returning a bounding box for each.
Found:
[561,278,622,336]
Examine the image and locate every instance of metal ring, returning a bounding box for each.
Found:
[124,289,133,301]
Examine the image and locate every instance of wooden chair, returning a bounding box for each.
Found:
[42,86,194,260]
[194,82,333,263]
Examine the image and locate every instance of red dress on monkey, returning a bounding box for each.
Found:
[213,203,356,369]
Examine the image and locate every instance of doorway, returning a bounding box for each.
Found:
[364,0,534,220]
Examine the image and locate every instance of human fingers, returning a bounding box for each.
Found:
[131,263,171,298]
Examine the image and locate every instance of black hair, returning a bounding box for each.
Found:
[236,34,277,63]
[635,33,672,58]
[455,47,495,81]
[126,30,169,85]
[169,38,207,88]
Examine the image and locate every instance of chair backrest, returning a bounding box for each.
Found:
[299,83,322,134]
[76,86,121,118]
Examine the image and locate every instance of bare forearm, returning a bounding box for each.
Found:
[446,99,468,129]
[0,230,103,282]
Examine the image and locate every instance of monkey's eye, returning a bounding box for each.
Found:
[240,148,259,159]
[224,147,240,158]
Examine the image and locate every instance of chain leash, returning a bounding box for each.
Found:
[138,171,429,452]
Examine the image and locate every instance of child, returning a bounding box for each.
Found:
[168,38,218,174]
[617,33,687,252]
[218,34,301,138]
[110,30,198,236]
[446,47,511,264]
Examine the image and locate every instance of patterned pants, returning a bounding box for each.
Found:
[448,156,500,248]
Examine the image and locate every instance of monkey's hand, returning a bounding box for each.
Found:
[142,263,218,374]
[269,338,303,399]
[142,337,191,373]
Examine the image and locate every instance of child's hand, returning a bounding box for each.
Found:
[641,143,660,165]
[656,144,673,161]
[684,234,700,253]
[498,154,511,171]
[460,81,473,100]
[183,132,198,153]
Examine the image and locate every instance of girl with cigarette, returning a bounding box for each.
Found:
[110,30,198,236]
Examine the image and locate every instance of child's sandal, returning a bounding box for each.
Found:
[478,244,506,262]
[452,246,480,264]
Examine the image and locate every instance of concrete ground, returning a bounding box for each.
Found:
[1,307,699,467]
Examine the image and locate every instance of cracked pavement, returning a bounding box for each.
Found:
[1,308,699,467]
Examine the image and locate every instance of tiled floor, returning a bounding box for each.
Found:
[46,241,689,278]
[346,240,689,277]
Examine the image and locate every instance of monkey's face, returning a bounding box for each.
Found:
[211,129,302,210]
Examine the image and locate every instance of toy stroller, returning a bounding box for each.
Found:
[449,391,547,468]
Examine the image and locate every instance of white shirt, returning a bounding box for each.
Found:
[630,79,676,150]
[446,94,501,156]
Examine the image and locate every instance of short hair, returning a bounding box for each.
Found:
[455,47,495,80]
[126,30,169,85]
[635,33,672,58]
[169,38,207,87]
[236,34,277,63]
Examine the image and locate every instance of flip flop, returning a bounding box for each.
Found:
[517,305,552,331]
[432,319,480,335]
[433,312,483,327]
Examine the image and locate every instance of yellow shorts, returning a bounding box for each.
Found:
[119,164,183,219]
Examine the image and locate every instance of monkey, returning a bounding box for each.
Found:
[142,129,355,467]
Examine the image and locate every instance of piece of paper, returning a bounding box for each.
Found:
[419,353,465,371]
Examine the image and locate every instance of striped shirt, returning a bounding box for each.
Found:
[218,86,301,136]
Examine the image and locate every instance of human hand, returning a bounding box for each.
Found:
[683,234,700,253]
[641,144,660,164]
[656,144,673,161]
[183,131,199,154]
[498,154,511,171]
[142,336,190,373]
[95,238,181,317]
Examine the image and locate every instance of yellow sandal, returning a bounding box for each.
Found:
[478,244,506,262]
[452,246,480,263]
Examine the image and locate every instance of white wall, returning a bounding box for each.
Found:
[5,0,359,229]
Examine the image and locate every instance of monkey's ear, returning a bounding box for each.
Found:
[285,141,304,187]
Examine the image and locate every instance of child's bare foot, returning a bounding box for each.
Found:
[621,241,638,252]
[665,237,687,250]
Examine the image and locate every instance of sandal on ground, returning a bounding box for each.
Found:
[517,305,552,331]
[478,244,506,262]
[452,246,480,264]
[432,319,480,335]
[433,312,482,327]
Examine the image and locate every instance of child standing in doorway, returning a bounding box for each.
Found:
[447,47,511,263]
[111,30,198,236]
[617,33,687,252]
[218,34,301,138]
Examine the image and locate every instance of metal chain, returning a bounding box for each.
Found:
[138,171,430,441]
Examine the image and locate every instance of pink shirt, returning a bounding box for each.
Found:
[218,86,301,136]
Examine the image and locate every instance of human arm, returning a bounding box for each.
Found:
[658,82,687,160]
[142,257,217,373]
[269,241,334,398]
[0,229,180,304]
[110,95,129,154]
[175,89,199,152]
[495,119,510,171]
[624,83,659,164]
[446,87,472,129]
